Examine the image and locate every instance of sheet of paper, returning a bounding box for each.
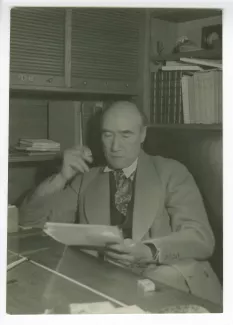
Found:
[69,301,116,314]
[69,302,147,314]
[43,222,123,248]
[112,305,147,314]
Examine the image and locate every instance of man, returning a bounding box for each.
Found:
[20,101,221,304]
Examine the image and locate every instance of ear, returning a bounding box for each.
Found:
[140,126,147,144]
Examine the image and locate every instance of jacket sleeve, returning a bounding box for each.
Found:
[19,174,83,228]
[143,159,215,265]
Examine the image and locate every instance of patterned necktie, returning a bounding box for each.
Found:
[113,169,134,217]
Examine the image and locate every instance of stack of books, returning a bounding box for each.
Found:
[161,60,204,72]
[15,138,61,155]
[181,70,222,124]
[151,58,222,124]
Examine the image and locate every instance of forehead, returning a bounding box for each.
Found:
[102,106,142,130]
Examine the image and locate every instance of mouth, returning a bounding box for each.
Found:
[110,155,123,158]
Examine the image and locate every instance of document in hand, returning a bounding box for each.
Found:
[43,222,123,249]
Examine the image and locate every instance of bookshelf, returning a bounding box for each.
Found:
[150,68,222,127]
[149,9,222,128]
[152,49,221,62]
[148,124,222,131]
[9,153,61,163]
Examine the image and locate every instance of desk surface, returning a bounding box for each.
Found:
[7,230,222,314]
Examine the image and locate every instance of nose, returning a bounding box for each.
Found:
[111,135,120,151]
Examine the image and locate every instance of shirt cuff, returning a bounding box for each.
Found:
[144,243,159,263]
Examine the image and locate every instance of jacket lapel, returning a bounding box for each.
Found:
[84,170,110,225]
[132,151,163,241]
[83,151,163,239]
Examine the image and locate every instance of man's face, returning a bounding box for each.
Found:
[101,105,146,169]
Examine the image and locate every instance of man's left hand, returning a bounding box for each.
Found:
[105,239,153,265]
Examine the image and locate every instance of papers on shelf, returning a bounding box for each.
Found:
[43,222,123,249]
[16,138,61,153]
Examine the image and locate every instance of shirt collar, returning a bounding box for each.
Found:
[103,158,138,178]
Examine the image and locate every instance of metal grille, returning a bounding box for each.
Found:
[71,8,141,81]
[10,8,65,76]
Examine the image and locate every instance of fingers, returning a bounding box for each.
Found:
[72,150,93,164]
[105,251,135,263]
[63,146,93,176]
[68,156,89,173]
[73,146,93,163]
[123,238,135,248]
[106,243,131,254]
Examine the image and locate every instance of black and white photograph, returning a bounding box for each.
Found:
[0,2,230,322]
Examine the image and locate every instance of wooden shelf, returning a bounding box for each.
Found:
[9,153,61,163]
[10,84,137,96]
[152,49,222,62]
[148,124,222,131]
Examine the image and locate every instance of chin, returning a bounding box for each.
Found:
[107,157,131,170]
[108,162,125,170]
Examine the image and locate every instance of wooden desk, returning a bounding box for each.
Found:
[7,231,222,314]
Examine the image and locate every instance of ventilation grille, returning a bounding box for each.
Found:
[10,8,65,76]
[71,8,141,81]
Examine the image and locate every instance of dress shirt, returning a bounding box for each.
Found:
[103,158,138,180]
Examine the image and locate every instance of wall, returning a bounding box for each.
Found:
[150,18,178,56]
[9,98,48,146]
[8,166,38,205]
[8,98,49,205]
[176,16,222,48]
[151,15,222,56]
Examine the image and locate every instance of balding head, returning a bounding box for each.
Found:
[101,101,147,169]
[102,101,147,129]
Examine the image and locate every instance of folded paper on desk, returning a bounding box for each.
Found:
[43,222,123,249]
[69,302,147,314]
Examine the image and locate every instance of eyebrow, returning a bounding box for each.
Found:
[121,130,134,135]
[101,129,134,135]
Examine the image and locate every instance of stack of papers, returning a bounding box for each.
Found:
[43,223,123,249]
[16,138,60,153]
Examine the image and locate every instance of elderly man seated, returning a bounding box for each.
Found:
[20,101,222,305]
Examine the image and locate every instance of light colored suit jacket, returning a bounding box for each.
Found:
[20,150,221,304]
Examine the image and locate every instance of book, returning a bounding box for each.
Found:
[193,73,202,123]
[19,138,60,144]
[166,61,188,66]
[43,222,123,248]
[180,58,222,69]
[18,138,60,150]
[188,76,196,123]
[181,75,191,123]
[15,146,60,152]
[162,65,203,71]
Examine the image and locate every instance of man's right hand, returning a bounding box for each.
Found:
[60,146,93,182]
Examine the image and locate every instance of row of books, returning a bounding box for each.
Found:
[151,58,222,124]
[151,70,184,124]
[182,70,222,124]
